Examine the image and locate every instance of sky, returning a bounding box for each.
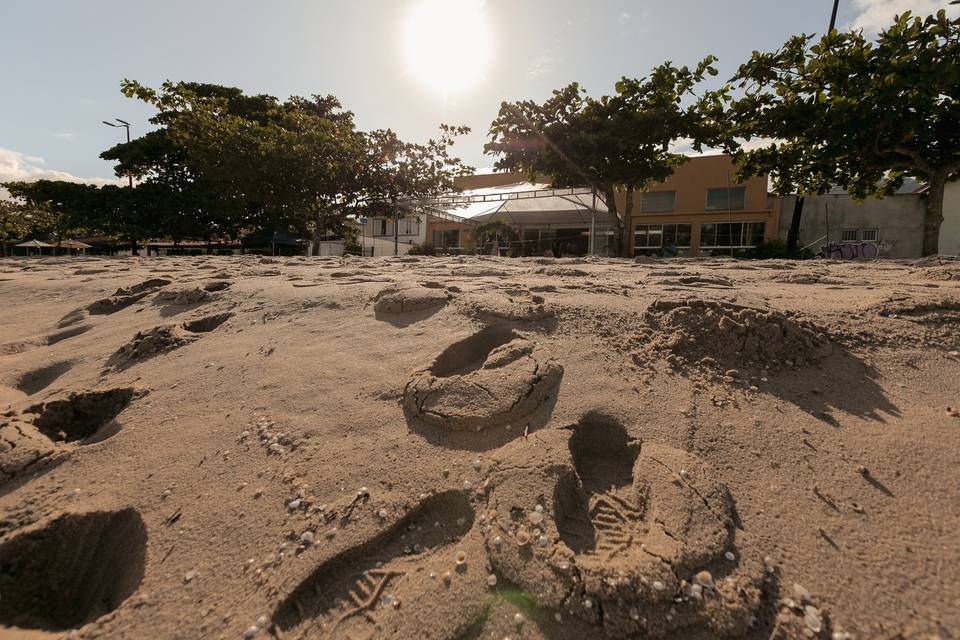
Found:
[2,0,958,189]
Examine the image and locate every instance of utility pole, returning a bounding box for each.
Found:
[786,0,841,256]
[392,198,400,256]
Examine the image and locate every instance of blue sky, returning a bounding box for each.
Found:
[2,0,957,187]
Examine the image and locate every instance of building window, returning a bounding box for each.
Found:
[842,228,879,243]
[397,217,420,236]
[640,191,676,213]
[699,221,765,249]
[372,218,391,237]
[634,223,692,254]
[705,187,747,211]
[433,229,461,249]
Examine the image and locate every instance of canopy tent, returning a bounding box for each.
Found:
[15,240,54,248]
[420,182,614,256]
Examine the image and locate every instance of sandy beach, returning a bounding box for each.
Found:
[0,254,958,640]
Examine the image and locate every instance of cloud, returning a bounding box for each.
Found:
[527,52,558,80]
[0,147,120,199]
[849,0,960,33]
[619,11,631,23]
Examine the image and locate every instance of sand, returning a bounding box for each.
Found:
[0,253,957,640]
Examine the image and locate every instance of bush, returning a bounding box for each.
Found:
[408,243,434,256]
[747,239,789,259]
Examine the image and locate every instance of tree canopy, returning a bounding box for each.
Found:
[2,81,472,255]
[720,9,960,255]
[485,58,721,256]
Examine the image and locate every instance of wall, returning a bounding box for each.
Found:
[940,182,960,256]
[617,154,769,214]
[454,172,527,190]
[356,215,426,256]
[778,194,926,258]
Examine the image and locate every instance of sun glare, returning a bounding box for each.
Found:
[403,0,493,94]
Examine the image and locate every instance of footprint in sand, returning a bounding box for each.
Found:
[0,388,141,492]
[0,508,147,632]
[484,412,767,639]
[105,312,233,372]
[402,325,563,434]
[271,491,477,639]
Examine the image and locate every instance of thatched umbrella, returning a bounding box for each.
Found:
[58,239,93,255]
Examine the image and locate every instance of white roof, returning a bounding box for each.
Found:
[440,182,607,222]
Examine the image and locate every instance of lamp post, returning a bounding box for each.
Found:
[102,119,133,188]
[829,0,840,31]
[103,118,139,255]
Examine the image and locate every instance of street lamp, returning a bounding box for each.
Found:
[102,118,133,188]
[829,0,840,31]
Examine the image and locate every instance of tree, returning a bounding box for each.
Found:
[0,200,39,256]
[485,58,720,257]
[3,181,98,249]
[721,10,960,256]
[118,81,472,255]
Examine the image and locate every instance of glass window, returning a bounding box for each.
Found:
[641,191,676,213]
[861,229,879,242]
[700,223,717,247]
[706,187,747,211]
[373,218,391,237]
[699,221,765,248]
[634,224,691,249]
[840,229,859,243]
[433,229,460,249]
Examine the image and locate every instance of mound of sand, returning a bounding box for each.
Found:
[373,284,450,315]
[106,326,196,371]
[634,299,834,373]
[403,325,563,432]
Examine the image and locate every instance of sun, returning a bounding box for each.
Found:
[403,0,493,94]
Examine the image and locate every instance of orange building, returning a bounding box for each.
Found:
[619,154,779,257]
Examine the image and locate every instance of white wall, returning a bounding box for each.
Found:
[939,182,960,256]
[357,215,426,256]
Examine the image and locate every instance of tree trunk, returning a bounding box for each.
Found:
[130,237,140,256]
[622,187,635,258]
[311,211,324,256]
[786,196,804,255]
[603,187,620,257]
[923,175,946,257]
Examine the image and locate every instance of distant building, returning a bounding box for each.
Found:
[359,156,777,258]
[937,182,960,256]
[618,154,777,257]
[777,179,928,258]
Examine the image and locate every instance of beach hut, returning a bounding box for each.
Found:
[14,240,54,257]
